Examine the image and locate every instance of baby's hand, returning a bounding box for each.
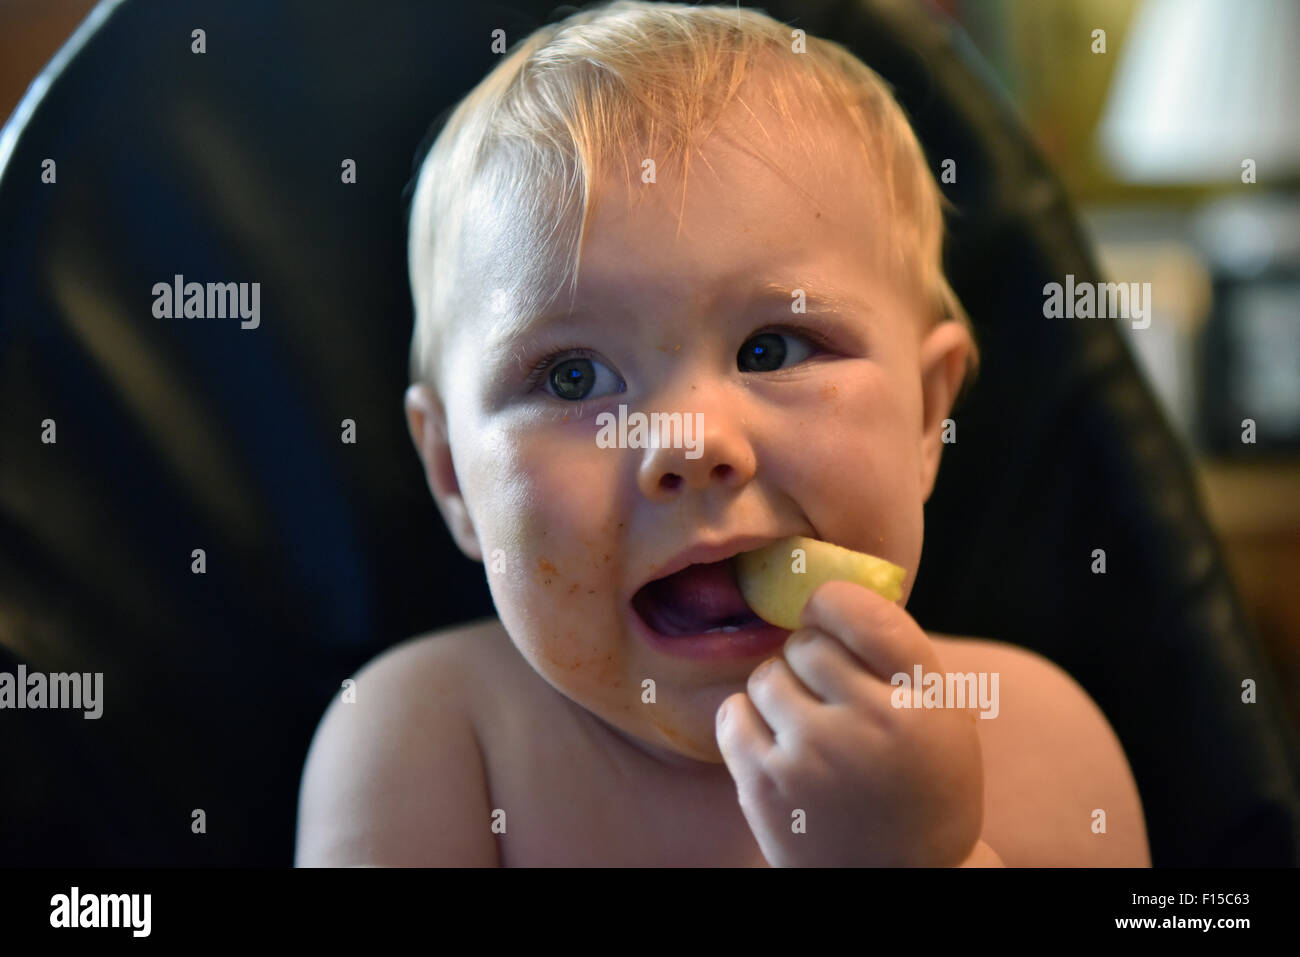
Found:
[716,580,984,867]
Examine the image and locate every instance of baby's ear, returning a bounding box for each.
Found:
[917,321,974,503]
[404,384,483,562]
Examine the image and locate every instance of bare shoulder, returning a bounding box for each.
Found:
[927,632,1151,867]
[294,618,504,866]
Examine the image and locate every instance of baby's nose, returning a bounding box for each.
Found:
[636,410,756,502]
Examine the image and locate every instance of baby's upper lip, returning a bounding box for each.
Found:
[631,533,785,600]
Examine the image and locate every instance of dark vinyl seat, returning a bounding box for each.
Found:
[1,0,1297,865]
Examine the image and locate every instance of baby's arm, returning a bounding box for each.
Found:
[295,637,499,866]
[948,638,1151,867]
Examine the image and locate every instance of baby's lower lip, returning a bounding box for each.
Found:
[628,604,790,661]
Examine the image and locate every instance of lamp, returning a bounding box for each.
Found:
[1093,0,1300,454]
[1096,0,1300,184]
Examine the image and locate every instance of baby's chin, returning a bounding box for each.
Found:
[633,702,731,766]
[645,728,725,765]
[580,694,727,767]
[504,620,736,765]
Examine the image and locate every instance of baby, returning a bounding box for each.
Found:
[295,1,1149,867]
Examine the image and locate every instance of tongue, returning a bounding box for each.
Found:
[637,559,762,636]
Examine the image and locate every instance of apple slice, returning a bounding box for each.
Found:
[735,536,906,630]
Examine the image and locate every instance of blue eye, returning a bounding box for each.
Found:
[738,331,815,372]
[533,350,624,401]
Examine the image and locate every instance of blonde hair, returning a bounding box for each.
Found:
[407,0,978,394]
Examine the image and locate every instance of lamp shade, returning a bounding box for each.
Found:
[1097,0,1300,183]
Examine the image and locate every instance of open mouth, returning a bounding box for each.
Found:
[631,557,766,637]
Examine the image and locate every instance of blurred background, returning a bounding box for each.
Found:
[2,0,1297,738]
[933,0,1300,742]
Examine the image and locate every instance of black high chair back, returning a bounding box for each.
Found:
[1,0,1296,865]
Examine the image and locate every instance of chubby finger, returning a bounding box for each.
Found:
[800,579,935,680]
[715,690,774,772]
[782,626,889,708]
[744,655,820,741]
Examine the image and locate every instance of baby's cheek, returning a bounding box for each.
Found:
[492,537,633,693]
[798,396,920,550]
[488,444,608,548]
[510,522,622,615]
[519,622,634,712]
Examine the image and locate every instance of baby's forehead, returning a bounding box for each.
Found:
[600,102,883,209]
[447,112,916,362]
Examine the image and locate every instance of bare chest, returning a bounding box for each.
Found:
[470,647,766,866]
[488,755,769,867]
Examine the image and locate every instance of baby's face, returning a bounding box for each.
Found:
[413,102,971,765]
